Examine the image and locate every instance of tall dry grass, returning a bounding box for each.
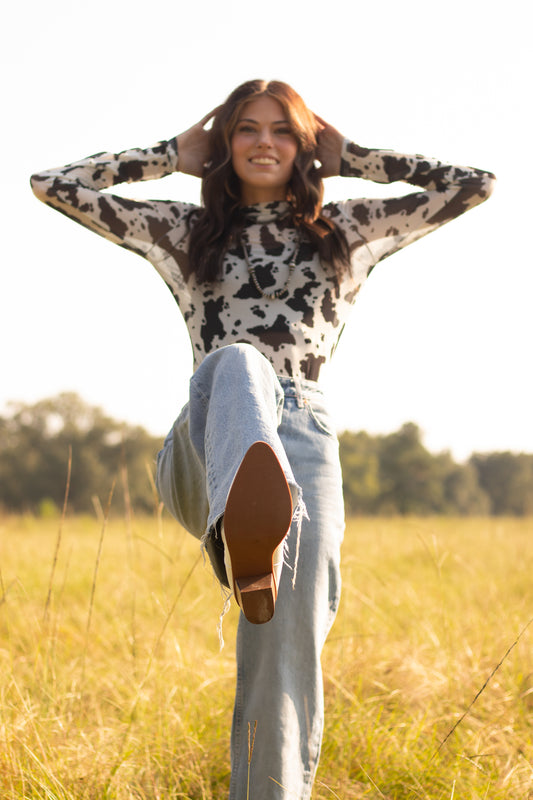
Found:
[0,513,532,798]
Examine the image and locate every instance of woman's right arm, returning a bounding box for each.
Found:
[31,111,217,257]
[30,137,194,257]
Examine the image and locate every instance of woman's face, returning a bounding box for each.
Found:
[231,95,298,204]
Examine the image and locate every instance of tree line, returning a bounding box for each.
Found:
[1,394,532,517]
[340,424,533,516]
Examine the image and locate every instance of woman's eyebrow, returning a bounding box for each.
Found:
[238,117,289,124]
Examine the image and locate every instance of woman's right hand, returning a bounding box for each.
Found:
[176,107,220,177]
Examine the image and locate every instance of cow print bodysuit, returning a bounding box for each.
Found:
[31,138,495,382]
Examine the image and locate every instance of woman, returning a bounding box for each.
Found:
[31,79,495,799]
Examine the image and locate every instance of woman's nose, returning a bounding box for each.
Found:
[257,127,273,147]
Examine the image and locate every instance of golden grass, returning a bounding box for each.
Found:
[1,514,532,799]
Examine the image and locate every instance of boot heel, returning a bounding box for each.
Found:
[235,574,275,625]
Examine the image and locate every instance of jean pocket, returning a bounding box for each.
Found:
[305,400,337,438]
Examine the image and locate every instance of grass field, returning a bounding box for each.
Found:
[0,512,532,799]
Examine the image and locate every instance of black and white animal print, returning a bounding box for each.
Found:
[31,138,495,381]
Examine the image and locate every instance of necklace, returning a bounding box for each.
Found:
[239,231,299,301]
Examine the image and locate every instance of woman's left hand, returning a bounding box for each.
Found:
[314,116,344,178]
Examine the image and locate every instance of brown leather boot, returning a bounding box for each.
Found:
[221,441,293,624]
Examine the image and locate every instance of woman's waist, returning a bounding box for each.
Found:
[193,341,331,382]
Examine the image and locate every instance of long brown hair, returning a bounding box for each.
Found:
[187,79,350,282]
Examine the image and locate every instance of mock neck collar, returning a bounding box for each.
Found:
[241,200,291,224]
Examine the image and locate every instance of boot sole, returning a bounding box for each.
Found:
[223,442,293,624]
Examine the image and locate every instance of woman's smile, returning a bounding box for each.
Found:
[231,95,298,204]
[249,156,279,165]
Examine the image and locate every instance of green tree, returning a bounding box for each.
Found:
[376,423,447,514]
[0,393,163,514]
[339,430,381,515]
[470,452,533,515]
[442,458,491,515]
[338,424,490,516]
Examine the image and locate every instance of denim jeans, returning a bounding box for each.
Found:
[156,344,345,799]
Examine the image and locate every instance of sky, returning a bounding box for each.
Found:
[2,0,531,461]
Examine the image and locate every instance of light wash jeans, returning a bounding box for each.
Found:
[156,343,345,800]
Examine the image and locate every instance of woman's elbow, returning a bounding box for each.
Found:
[480,170,497,201]
[30,172,50,202]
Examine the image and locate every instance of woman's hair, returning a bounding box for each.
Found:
[187,79,350,282]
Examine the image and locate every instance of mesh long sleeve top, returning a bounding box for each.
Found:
[31,138,495,381]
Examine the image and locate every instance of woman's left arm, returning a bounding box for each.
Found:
[316,120,496,266]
